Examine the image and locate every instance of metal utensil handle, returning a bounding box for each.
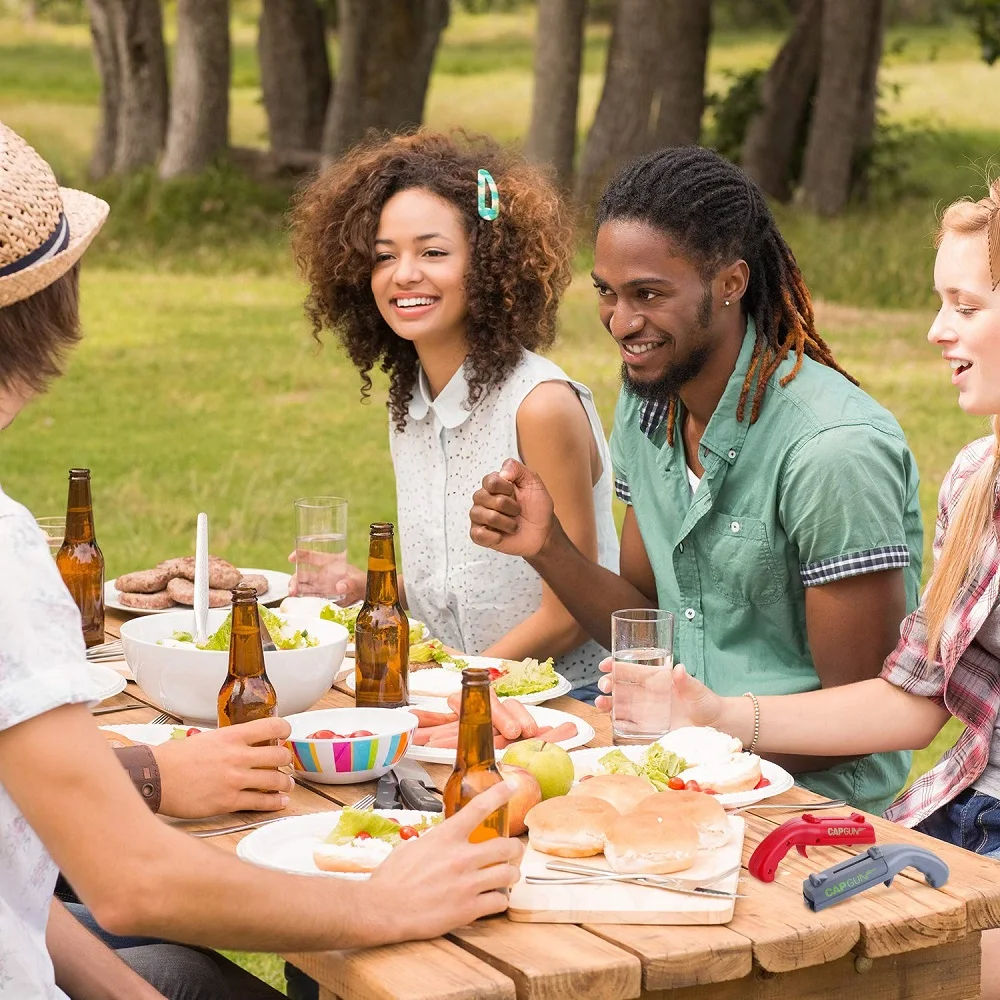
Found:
[191,817,286,838]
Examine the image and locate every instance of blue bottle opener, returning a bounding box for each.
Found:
[802,844,949,912]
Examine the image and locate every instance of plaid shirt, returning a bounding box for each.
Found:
[882,434,1000,826]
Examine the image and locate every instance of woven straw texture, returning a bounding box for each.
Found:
[0,122,109,307]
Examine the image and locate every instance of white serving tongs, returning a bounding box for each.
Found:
[193,512,209,646]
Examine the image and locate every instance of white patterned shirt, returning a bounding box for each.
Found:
[0,484,102,999]
[390,350,620,687]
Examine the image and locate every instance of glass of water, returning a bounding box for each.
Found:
[610,608,675,745]
[293,497,348,600]
[36,516,66,557]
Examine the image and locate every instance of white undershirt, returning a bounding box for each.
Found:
[687,465,702,494]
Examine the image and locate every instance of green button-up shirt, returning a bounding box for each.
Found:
[610,320,923,815]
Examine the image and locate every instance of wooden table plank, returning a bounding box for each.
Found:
[449,917,642,1000]
[286,938,518,1000]
[637,932,981,1000]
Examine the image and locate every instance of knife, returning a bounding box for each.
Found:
[393,759,443,812]
[374,769,401,810]
[394,758,441,791]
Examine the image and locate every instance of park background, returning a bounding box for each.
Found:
[1,0,998,988]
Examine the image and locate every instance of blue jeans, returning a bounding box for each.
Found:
[914,787,1000,859]
[568,681,602,706]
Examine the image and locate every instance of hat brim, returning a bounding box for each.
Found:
[0,186,109,307]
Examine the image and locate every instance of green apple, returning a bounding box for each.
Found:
[501,739,574,800]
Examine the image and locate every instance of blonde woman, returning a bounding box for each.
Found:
[666,179,1000,995]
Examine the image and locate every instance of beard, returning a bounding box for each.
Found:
[620,286,714,404]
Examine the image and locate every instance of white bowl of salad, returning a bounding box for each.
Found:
[121,607,349,725]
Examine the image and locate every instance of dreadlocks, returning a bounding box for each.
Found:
[595,146,856,444]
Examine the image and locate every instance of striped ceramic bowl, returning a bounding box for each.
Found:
[283,708,418,785]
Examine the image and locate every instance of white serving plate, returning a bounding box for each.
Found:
[407,704,594,765]
[343,655,572,706]
[87,662,127,704]
[568,746,794,810]
[99,722,201,745]
[236,809,438,879]
[105,567,290,615]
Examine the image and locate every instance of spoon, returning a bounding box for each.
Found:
[193,512,209,646]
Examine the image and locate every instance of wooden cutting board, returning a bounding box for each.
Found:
[508,815,745,924]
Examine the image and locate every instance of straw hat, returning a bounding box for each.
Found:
[0,122,109,307]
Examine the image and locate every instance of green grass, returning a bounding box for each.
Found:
[2,7,996,989]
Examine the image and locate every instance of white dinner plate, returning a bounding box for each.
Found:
[87,662,127,704]
[105,567,290,615]
[99,722,206,745]
[342,655,572,706]
[236,809,438,879]
[568,745,794,810]
[407,704,594,765]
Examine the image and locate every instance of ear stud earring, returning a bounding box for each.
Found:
[724,299,730,306]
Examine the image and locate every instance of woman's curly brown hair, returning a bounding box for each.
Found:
[291,130,575,430]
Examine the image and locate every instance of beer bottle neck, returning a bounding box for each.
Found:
[228,601,267,677]
[365,536,400,605]
[64,477,96,543]
[455,681,497,770]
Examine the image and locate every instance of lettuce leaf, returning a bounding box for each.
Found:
[198,616,232,651]
[492,657,557,697]
[323,808,402,845]
[597,749,644,778]
[260,604,318,649]
[320,604,360,638]
[410,638,467,670]
[597,746,688,791]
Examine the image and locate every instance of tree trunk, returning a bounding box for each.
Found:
[525,0,587,192]
[741,0,822,201]
[650,0,712,149]
[86,0,120,179]
[574,0,664,210]
[159,0,230,178]
[851,0,887,197]
[259,0,331,153]
[798,0,883,215]
[322,0,449,162]
[108,0,169,174]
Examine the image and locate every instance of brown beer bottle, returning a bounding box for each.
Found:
[56,468,105,648]
[217,585,278,740]
[354,522,409,708]
[444,668,509,843]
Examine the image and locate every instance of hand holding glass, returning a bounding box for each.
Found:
[36,516,66,556]
[292,497,348,600]
[610,609,674,745]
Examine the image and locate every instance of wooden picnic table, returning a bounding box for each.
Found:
[97,609,1000,999]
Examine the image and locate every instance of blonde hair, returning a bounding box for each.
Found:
[923,178,1000,660]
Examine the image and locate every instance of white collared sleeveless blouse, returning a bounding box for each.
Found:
[389,350,619,688]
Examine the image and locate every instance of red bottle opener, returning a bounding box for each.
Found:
[748,813,876,883]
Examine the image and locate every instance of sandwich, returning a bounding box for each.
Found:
[631,790,730,850]
[523,795,618,857]
[312,808,440,874]
[604,812,699,875]
[570,773,657,814]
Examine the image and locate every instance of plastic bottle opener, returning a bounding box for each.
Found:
[802,844,950,911]
[748,812,876,883]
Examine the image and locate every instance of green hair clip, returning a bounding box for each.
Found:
[477,169,499,221]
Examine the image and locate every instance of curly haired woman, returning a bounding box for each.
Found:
[292,130,618,688]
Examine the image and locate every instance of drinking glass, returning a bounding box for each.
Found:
[36,516,66,557]
[610,609,674,745]
[293,497,348,600]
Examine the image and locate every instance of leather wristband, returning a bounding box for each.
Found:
[114,744,162,814]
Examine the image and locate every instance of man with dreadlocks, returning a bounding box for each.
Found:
[469,146,923,814]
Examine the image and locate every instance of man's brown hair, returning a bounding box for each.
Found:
[0,263,81,393]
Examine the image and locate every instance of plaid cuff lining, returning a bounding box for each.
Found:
[614,476,633,505]
[800,545,910,587]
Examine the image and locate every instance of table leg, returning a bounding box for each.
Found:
[638,933,980,1000]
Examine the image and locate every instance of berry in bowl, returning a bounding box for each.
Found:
[283,707,418,784]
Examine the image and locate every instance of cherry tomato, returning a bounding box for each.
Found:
[684,780,702,793]
[185,727,201,737]
[348,730,374,738]
[356,831,372,840]
[667,776,686,791]
[754,776,771,790]
[307,729,337,739]
[487,668,504,681]
[704,788,718,795]
[398,826,419,840]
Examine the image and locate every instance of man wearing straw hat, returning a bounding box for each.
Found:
[0,123,523,1000]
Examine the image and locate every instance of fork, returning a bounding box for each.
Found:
[150,712,177,725]
[86,640,124,661]
[353,793,375,810]
[730,799,847,815]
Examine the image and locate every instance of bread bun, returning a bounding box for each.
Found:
[569,773,657,814]
[102,730,136,748]
[678,753,761,794]
[524,795,617,858]
[631,790,730,850]
[604,812,698,875]
[313,839,395,874]
[656,726,742,764]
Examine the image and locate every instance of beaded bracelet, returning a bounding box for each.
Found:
[743,691,761,753]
